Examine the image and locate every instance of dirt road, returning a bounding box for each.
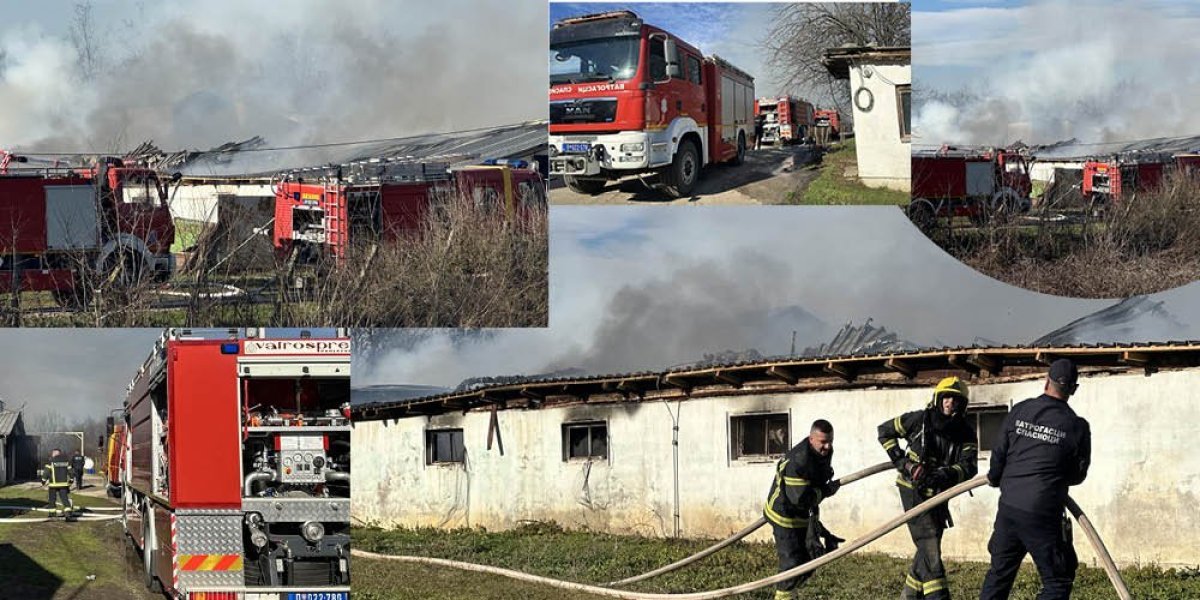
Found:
[549,144,823,205]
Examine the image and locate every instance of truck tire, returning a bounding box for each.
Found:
[564,176,607,195]
[730,132,746,166]
[907,198,937,232]
[662,139,700,198]
[142,508,162,593]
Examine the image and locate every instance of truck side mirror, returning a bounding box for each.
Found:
[665,39,681,79]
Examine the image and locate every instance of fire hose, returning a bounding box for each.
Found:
[0,504,125,523]
[353,475,1132,600]
[608,461,893,587]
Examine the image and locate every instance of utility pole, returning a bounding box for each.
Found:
[791,330,797,356]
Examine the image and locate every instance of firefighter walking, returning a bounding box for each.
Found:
[763,419,840,600]
[878,377,978,599]
[41,448,75,517]
[71,450,86,490]
[979,359,1091,600]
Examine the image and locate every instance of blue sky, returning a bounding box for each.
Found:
[550,3,786,96]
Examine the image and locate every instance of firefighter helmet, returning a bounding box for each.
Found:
[929,376,969,409]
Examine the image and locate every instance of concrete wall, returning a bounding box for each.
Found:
[845,60,911,191]
[355,368,1200,567]
[134,184,274,224]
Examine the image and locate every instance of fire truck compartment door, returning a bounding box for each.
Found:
[965,162,994,196]
[45,185,98,249]
[237,358,350,378]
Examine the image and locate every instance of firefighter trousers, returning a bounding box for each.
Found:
[771,523,813,595]
[47,487,71,513]
[900,486,950,600]
[979,504,1077,600]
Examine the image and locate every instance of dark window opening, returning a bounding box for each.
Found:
[648,39,667,81]
[973,406,1009,453]
[897,85,911,141]
[563,421,608,461]
[731,413,789,460]
[426,429,465,464]
[686,55,702,85]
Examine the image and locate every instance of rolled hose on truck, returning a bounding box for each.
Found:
[352,467,1133,600]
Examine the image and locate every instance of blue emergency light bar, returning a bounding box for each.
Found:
[482,158,529,169]
[220,342,240,354]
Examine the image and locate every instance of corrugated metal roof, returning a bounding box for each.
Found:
[1032,134,1200,161]
[0,410,20,437]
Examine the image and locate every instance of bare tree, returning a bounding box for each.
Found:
[762,3,911,116]
[69,1,103,82]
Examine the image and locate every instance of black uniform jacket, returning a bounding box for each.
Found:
[988,394,1091,516]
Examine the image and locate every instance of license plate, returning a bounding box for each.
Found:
[562,142,591,154]
[287,593,348,600]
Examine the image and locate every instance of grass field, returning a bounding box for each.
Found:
[792,140,909,205]
[0,481,156,600]
[353,524,1200,600]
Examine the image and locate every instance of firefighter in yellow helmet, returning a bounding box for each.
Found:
[878,377,978,599]
[41,448,76,517]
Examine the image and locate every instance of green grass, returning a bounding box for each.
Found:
[793,140,909,205]
[353,524,1200,600]
[0,483,153,600]
[171,218,208,253]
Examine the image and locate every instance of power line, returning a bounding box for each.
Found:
[8,120,549,157]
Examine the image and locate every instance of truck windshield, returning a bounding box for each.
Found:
[550,38,639,85]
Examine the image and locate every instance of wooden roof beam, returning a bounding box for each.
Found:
[947,354,981,375]
[884,357,916,379]
[766,365,799,385]
[967,353,1003,375]
[824,361,856,382]
[714,370,744,388]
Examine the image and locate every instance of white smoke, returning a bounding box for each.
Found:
[0,0,547,155]
[914,0,1200,146]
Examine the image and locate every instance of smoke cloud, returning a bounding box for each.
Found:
[914,0,1200,146]
[0,0,547,156]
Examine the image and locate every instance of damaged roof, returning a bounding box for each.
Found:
[135,121,548,178]
[1031,133,1200,161]
[353,340,1200,421]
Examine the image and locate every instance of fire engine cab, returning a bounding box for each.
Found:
[122,328,351,599]
[548,11,755,198]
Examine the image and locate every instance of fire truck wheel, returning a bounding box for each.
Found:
[731,132,747,166]
[907,199,937,231]
[564,176,606,195]
[662,139,699,198]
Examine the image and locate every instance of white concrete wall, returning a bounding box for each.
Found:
[846,60,911,191]
[354,368,1200,567]
[146,184,273,224]
[1030,161,1083,183]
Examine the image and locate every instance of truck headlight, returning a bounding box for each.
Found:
[301,521,325,544]
[620,143,644,153]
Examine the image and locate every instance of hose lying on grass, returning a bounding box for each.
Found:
[608,461,893,587]
[353,476,1131,600]
[0,505,122,513]
[0,514,123,524]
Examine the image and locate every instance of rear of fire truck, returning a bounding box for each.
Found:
[123,328,351,600]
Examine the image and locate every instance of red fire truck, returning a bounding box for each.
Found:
[754,96,814,145]
[1081,153,1200,205]
[122,329,351,599]
[909,147,1034,228]
[0,152,176,305]
[273,159,543,263]
[548,10,755,198]
[813,109,841,145]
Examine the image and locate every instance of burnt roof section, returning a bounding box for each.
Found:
[353,341,1200,421]
[822,45,911,80]
[1032,134,1200,161]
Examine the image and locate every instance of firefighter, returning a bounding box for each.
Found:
[979,359,1091,600]
[878,377,978,600]
[70,450,86,490]
[754,115,766,151]
[41,448,75,517]
[763,419,840,600]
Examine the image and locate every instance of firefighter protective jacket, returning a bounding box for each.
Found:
[763,441,835,529]
[878,409,978,497]
[43,458,72,488]
[988,394,1091,516]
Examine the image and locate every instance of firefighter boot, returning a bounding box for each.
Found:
[902,572,923,599]
[773,590,797,600]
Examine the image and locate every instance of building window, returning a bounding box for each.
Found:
[897,85,911,142]
[563,421,608,461]
[426,429,465,465]
[686,55,702,85]
[971,405,1010,454]
[730,413,789,461]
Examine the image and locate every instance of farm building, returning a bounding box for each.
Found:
[822,46,911,191]
[353,342,1200,568]
[0,400,37,485]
